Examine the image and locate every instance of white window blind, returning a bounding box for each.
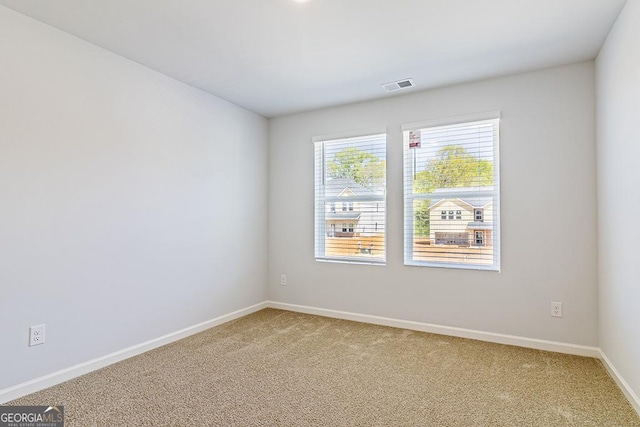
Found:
[315,133,386,264]
[403,116,500,270]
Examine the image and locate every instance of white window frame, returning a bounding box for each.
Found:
[314,129,387,265]
[403,112,501,271]
[474,208,484,222]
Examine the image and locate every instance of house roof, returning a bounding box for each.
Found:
[325,178,383,198]
[430,197,492,210]
[428,187,493,210]
[326,212,362,221]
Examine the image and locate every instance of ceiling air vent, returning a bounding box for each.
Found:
[381,78,415,92]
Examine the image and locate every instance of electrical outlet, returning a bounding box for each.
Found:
[280,274,287,286]
[551,302,563,318]
[29,324,45,346]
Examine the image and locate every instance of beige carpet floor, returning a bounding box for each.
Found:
[9,308,640,426]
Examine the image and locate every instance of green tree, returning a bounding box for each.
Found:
[414,145,493,194]
[415,200,431,237]
[413,145,494,236]
[328,147,385,188]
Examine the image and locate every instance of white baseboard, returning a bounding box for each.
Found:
[267,301,600,358]
[0,301,268,404]
[599,350,640,416]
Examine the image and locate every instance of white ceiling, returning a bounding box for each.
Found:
[0,0,627,117]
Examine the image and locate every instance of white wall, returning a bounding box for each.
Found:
[0,6,268,390]
[269,62,598,346]
[596,0,640,403]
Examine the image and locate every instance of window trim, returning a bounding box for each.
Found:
[403,113,501,272]
[314,130,388,265]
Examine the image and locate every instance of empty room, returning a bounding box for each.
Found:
[1,0,639,425]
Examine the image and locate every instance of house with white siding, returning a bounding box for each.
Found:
[429,189,494,247]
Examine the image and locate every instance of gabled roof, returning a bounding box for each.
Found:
[325,178,383,198]
[337,187,357,198]
[427,187,493,210]
[429,197,492,210]
[326,212,362,221]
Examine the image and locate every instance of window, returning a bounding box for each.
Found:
[403,114,500,270]
[315,132,387,263]
[440,210,462,221]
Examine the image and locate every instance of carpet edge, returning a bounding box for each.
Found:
[0,301,269,404]
[266,301,600,357]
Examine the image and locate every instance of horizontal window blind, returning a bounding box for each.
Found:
[315,133,386,264]
[403,118,500,270]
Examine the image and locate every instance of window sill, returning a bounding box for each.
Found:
[316,257,386,266]
[404,260,500,272]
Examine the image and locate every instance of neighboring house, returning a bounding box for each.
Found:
[429,189,493,247]
[325,178,385,238]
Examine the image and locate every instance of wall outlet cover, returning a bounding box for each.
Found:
[29,324,46,346]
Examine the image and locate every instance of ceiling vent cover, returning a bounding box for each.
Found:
[381,78,415,92]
